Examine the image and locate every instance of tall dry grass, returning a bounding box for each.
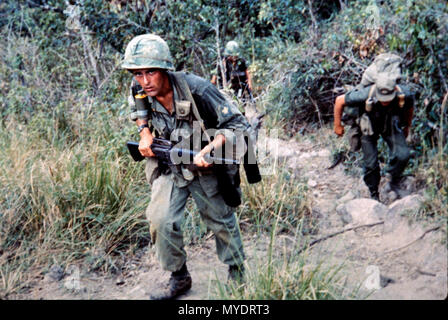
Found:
[415,93,448,222]
[0,114,150,298]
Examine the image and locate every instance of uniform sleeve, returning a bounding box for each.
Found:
[344,85,371,106]
[201,83,250,134]
[239,58,248,71]
[184,73,249,147]
[200,84,249,159]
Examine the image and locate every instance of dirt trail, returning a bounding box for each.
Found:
[17,128,447,300]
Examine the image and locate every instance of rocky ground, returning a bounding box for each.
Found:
[12,127,447,300]
[274,129,446,299]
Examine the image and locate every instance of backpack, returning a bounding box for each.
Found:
[360,52,403,87]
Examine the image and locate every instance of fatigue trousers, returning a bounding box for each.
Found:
[361,125,410,194]
[145,172,245,273]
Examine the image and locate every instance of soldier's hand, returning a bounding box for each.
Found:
[404,127,412,144]
[193,151,212,168]
[334,124,345,137]
[194,143,216,168]
[139,135,156,158]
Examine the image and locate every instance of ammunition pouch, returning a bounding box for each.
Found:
[359,113,374,136]
[213,164,241,207]
[365,84,376,113]
[145,157,163,185]
[347,125,362,152]
[175,100,192,121]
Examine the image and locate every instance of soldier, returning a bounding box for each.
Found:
[333,71,415,201]
[211,40,254,107]
[122,34,249,300]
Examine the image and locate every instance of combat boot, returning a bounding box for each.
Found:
[389,177,401,192]
[228,264,245,284]
[387,176,404,199]
[370,190,380,202]
[149,264,192,300]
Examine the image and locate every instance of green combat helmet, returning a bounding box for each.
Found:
[224,40,240,57]
[121,34,174,70]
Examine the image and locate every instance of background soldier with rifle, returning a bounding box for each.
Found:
[211,40,254,110]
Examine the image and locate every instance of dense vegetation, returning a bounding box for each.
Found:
[0,0,446,299]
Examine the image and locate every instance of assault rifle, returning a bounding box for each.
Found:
[127,136,261,208]
[126,138,239,165]
[127,137,242,207]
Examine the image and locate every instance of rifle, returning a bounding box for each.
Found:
[126,138,239,165]
[127,138,242,207]
[246,86,256,104]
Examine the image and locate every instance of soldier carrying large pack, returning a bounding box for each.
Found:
[333,53,415,201]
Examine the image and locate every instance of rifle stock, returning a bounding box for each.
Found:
[126,141,145,162]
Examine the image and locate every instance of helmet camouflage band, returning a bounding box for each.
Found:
[121,34,174,70]
[224,40,240,56]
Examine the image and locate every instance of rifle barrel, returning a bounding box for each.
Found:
[170,148,239,165]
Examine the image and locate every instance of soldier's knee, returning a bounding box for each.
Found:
[393,147,411,163]
[363,157,379,171]
[396,147,410,163]
[149,214,171,234]
[150,217,181,246]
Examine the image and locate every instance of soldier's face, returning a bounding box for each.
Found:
[132,69,168,97]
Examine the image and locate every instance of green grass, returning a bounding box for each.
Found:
[238,167,313,234]
[215,258,350,300]
[415,152,448,225]
[213,213,355,300]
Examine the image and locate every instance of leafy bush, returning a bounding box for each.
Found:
[258,0,447,138]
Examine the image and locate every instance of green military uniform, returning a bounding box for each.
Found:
[215,57,250,96]
[344,84,414,195]
[129,72,248,272]
[213,40,252,110]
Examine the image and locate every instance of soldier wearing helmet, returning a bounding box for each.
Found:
[122,34,249,300]
[333,55,415,202]
[211,40,254,107]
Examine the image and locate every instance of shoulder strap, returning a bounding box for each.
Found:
[367,84,376,100]
[170,72,212,143]
[365,84,376,112]
[395,85,405,108]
